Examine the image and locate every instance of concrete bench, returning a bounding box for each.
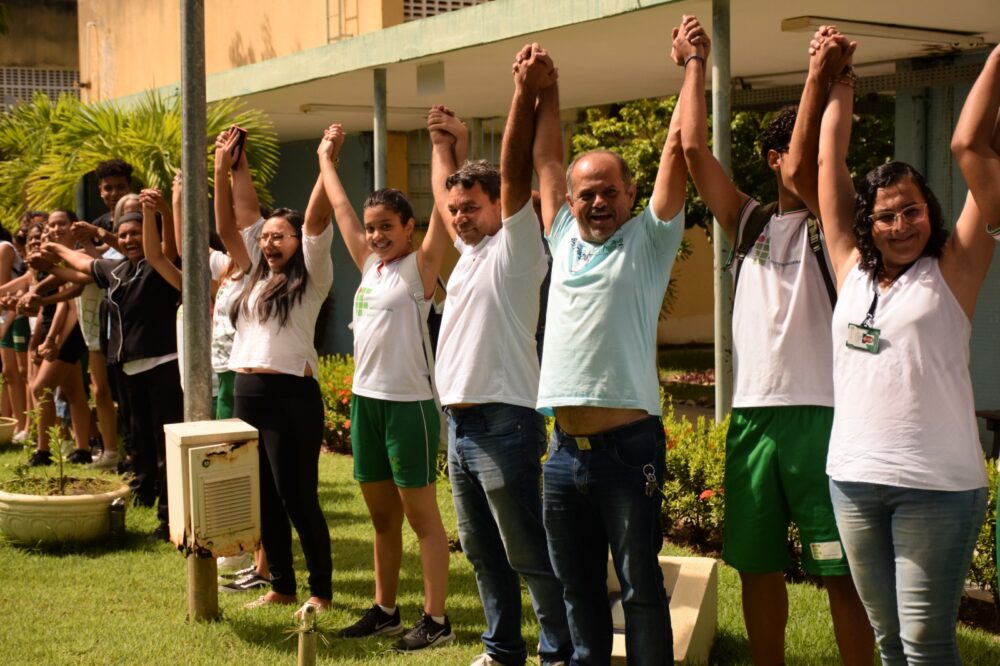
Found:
[607,555,718,665]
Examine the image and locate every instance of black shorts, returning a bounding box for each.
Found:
[56,324,87,365]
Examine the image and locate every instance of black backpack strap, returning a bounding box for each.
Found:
[726,200,777,294]
[806,216,838,308]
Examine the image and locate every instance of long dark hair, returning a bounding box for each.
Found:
[854,161,948,279]
[231,208,308,328]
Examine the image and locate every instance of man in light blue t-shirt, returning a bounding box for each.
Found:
[531,44,687,666]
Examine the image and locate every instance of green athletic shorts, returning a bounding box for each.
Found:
[350,394,439,488]
[0,316,30,352]
[722,405,850,576]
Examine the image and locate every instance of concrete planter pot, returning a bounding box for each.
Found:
[0,483,130,545]
[0,416,17,446]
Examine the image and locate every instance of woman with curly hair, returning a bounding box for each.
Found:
[805,29,1000,663]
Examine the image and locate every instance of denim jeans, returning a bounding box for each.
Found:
[448,403,572,665]
[830,480,987,665]
[543,416,672,666]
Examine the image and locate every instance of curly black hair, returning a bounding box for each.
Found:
[95,159,134,183]
[853,161,948,279]
[758,105,799,160]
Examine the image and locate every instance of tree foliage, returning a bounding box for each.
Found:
[0,91,280,230]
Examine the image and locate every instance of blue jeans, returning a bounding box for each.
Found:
[830,480,987,665]
[543,416,672,666]
[448,403,572,665]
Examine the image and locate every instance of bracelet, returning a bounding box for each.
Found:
[831,66,858,89]
[684,54,706,68]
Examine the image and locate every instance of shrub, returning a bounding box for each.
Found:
[661,401,728,553]
[968,461,999,608]
[316,354,354,454]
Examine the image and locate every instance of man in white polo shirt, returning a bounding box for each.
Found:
[427,48,571,666]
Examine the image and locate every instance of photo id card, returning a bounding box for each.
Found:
[846,323,880,354]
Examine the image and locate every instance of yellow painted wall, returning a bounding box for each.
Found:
[659,227,715,344]
[0,2,78,69]
[77,0,403,102]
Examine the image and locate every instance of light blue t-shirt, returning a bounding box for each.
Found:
[537,203,684,416]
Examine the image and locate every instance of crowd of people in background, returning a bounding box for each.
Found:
[4,15,1000,665]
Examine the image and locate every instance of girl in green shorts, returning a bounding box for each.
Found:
[320,124,455,652]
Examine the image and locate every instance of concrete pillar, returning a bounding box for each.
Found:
[373,68,388,189]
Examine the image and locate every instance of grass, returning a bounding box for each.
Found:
[1,445,998,665]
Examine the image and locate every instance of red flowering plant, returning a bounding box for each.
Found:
[661,396,728,554]
[317,354,355,454]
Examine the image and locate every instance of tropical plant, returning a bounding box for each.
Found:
[317,354,355,454]
[0,91,280,230]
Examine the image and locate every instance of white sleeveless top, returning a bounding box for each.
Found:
[731,202,834,408]
[351,252,433,402]
[826,257,987,491]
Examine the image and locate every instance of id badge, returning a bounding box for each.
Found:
[846,323,880,354]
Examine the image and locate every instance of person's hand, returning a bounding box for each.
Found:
[673,15,710,65]
[427,105,467,149]
[318,123,345,163]
[16,291,39,315]
[139,188,162,212]
[38,339,57,362]
[214,129,239,173]
[27,250,53,271]
[513,43,557,93]
[809,26,857,79]
[70,221,99,243]
[172,171,183,202]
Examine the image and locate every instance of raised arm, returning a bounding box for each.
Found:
[675,15,747,242]
[214,130,252,273]
[816,35,861,283]
[787,26,850,218]
[532,66,565,235]
[940,43,1000,313]
[317,124,368,270]
[171,171,184,255]
[649,27,693,222]
[44,242,97,278]
[427,106,468,242]
[505,44,557,218]
[140,188,182,291]
[231,143,263,230]
[303,138,335,239]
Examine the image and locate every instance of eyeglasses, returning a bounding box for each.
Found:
[869,203,928,229]
[256,232,299,245]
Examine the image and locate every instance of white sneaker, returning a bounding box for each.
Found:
[217,552,253,574]
[12,430,27,444]
[470,655,503,666]
[91,450,121,470]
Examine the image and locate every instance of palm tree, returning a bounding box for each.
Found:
[0,91,280,230]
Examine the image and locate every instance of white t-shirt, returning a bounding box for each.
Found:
[351,252,433,402]
[537,203,684,416]
[827,258,987,491]
[227,223,333,377]
[731,201,835,408]
[436,201,547,408]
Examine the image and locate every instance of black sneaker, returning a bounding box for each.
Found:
[219,565,257,582]
[28,450,52,467]
[394,613,455,651]
[219,571,270,593]
[67,449,93,464]
[151,522,170,542]
[339,604,404,638]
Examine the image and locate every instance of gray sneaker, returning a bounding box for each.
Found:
[219,571,270,593]
[339,604,404,637]
[394,613,455,651]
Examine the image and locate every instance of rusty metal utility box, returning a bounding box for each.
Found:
[165,419,260,556]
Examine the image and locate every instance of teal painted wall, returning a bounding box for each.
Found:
[895,52,1000,441]
[267,134,373,356]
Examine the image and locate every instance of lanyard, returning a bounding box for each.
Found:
[862,262,914,327]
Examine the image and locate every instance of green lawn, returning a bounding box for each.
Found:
[1,447,997,665]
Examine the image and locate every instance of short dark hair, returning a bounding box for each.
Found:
[49,208,79,224]
[363,188,414,225]
[95,159,133,183]
[445,160,500,201]
[565,149,632,195]
[854,161,948,279]
[758,105,798,161]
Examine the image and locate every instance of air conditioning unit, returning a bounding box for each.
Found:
[165,419,260,556]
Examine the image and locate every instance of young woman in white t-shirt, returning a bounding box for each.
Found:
[216,127,335,616]
[812,33,1000,663]
[319,123,455,650]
